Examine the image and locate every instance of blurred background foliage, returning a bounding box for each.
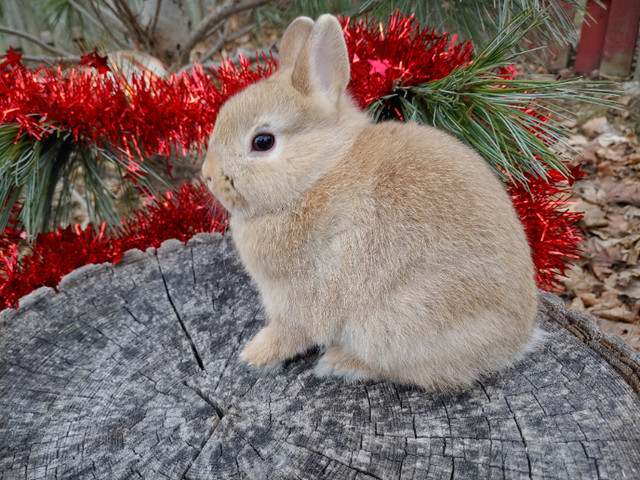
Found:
[0,0,591,69]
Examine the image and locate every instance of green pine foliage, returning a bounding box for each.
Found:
[0,125,167,237]
[366,10,619,184]
[257,0,589,53]
[354,0,588,49]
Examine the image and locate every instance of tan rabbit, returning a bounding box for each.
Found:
[201,14,540,390]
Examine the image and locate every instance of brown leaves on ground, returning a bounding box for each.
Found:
[561,87,640,350]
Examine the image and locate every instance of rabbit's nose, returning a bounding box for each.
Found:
[201,158,214,185]
[201,146,220,184]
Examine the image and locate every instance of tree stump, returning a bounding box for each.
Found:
[1,233,639,479]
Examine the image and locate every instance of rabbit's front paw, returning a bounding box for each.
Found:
[240,333,282,368]
[240,321,310,370]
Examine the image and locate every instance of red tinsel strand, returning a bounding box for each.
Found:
[0,183,226,309]
[341,12,474,110]
[508,166,584,292]
[0,53,277,160]
[113,182,228,253]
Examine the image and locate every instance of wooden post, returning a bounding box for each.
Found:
[574,0,612,73]
[547,2,576,71]
[1,233,639,478]
[636,35,640,80]
[600,0,640,76]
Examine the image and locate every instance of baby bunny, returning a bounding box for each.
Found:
[202,14,539,390]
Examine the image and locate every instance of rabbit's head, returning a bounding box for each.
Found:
[202,15,368,218]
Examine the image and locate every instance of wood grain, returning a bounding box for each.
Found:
[1,233,639,479]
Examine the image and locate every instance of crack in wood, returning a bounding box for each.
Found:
[282,439,383,479]
[189,247,197,286]
[183,380,226,420]
[156,257,205,372]
[505,396,533,480]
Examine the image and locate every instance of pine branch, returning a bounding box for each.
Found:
[0,26,76,57]
[376,9,620,184]
[0,125,169,237]
[356,0,586,49]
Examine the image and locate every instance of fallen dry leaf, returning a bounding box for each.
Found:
[623,206,640,219]
[568,134,589,147]
[562,263,602,295]
[592,305,638,323]
[616,268,640,300]
[596,317,640,346]
[577,200,608,228]
[606,181,640,207]
[578,292,599,307]
[592,244,625,268]
[561,93,640,351]
[597,133,634,148]
[581,116,608,137]
[598,213,629,236]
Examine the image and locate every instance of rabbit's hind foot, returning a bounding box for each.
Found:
[314,346,379,383]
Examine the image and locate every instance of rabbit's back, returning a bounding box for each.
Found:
[292,120,539,388]
[323,120,536,297]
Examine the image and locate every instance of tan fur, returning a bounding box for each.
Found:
[202,14,539,391]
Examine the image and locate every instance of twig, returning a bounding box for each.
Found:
[114,0,147,41]
[0,26,76,57]
[176,0,271,67]
[203,19,226,40]
[21,54,82,64]
[109,0,143,49]
[66,0,105,31]
[201,22,256,64]
[100,0,124,22]
[85,0,127,34]
[85,0,128,49]
[200,20,231,63]
[149,0,162,36]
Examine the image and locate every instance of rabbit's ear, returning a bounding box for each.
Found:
[291,14,350,102]
[278,16,314,69]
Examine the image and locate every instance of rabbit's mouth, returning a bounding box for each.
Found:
[224,174,235,190]
[210,170,248,215]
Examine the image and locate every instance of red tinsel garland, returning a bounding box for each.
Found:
[508,167,584,292]
[341,14,474,109]
[0,12,583,309]
[0,183,227,309]
[0,55,277,175]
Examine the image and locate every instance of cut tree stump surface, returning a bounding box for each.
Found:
[1,233,639,479]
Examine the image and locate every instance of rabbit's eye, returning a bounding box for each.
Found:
[252,134,275,152]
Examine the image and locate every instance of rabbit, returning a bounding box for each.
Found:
[201,14,540,391]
